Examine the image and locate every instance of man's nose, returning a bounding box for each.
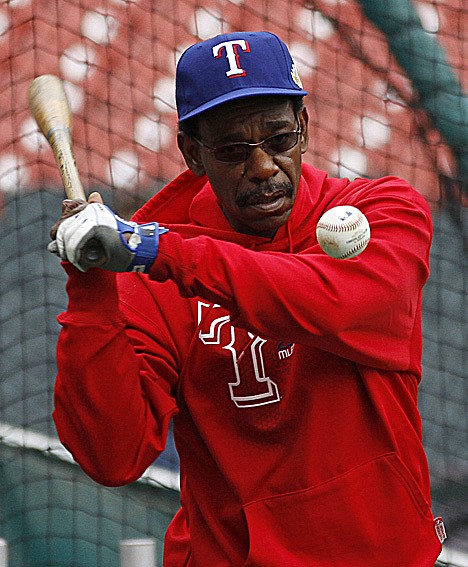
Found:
[244,147,280,182]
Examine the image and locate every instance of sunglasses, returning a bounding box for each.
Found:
[192,114,302,164]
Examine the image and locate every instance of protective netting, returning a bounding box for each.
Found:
[0,1,466,565]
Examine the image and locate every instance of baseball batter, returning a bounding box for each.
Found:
[50,32,444,566]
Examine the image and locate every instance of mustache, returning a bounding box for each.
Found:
[236,181,294,208]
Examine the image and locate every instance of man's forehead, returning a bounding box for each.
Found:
[198,98,296,143]
[200,96,294,128]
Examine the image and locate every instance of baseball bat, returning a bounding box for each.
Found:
[28,74,106,266]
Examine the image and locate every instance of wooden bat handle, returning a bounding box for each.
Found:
[28,75,106,266]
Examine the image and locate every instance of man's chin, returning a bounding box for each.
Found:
[238,204,293,237]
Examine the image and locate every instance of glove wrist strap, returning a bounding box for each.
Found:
[127,222,169,273]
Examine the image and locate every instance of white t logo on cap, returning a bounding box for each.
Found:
[212,40,250,78]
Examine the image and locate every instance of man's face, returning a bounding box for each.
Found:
[181,96,308,237]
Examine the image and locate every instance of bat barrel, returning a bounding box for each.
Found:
[28,74,107,268]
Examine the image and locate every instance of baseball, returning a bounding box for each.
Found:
[316,205,370,259]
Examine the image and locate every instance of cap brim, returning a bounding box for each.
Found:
[178,87,308,122]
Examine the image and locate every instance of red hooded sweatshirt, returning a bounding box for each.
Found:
[54,164,442,566]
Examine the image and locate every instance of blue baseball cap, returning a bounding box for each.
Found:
[176,31,308,122]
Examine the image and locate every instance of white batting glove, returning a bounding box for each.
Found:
[49,202,168,273]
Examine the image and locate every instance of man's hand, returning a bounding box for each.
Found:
[50,191,103,241]
[49,193,168,273]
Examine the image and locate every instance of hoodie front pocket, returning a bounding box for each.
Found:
[242,452,440,567]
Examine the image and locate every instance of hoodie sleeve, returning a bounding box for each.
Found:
[149,178,432,371]
[53,266,179,486]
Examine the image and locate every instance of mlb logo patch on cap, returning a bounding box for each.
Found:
[176,31,308,122]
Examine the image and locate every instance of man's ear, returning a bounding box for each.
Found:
[299,106,309,154]
[177,132,206,176]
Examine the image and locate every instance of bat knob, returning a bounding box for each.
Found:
[81,238,107,267]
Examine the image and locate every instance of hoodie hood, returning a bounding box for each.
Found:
[132,164,333,252]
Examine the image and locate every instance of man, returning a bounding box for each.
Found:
[51,32,444,565]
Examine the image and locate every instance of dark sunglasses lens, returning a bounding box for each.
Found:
[214,144,250,163]
[266,132,299,154]
[213,131,300,163]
